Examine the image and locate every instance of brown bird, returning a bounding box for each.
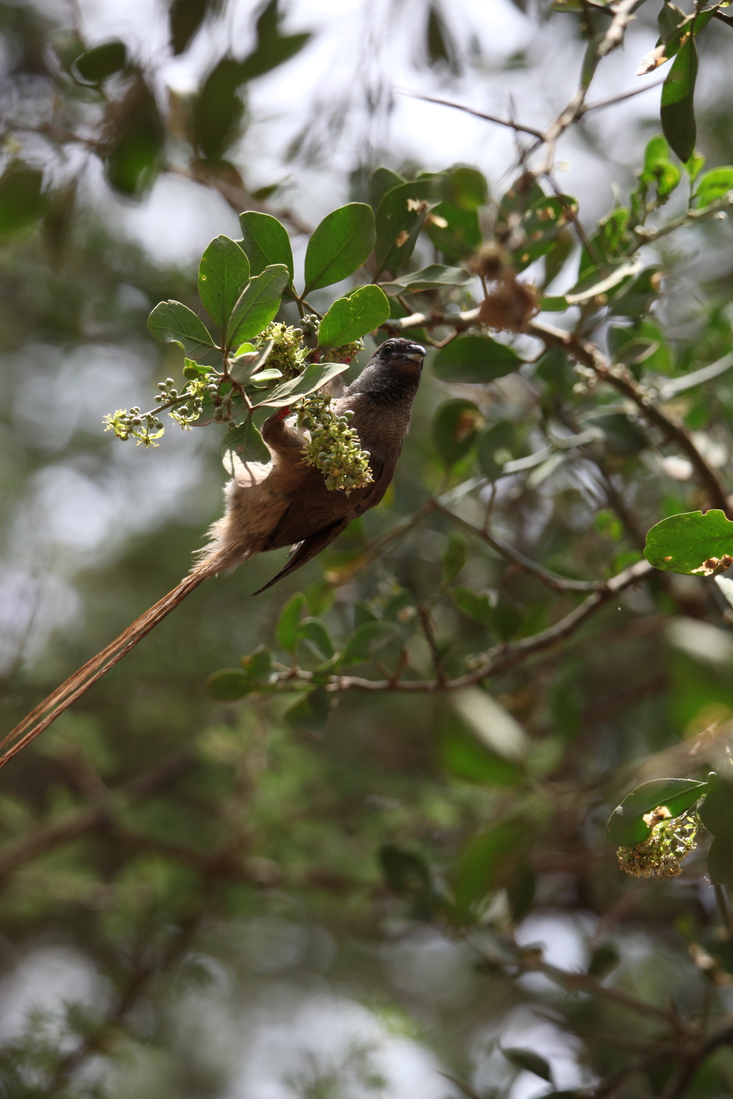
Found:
[1,337,425,766]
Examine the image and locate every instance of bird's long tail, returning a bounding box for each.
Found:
[0,562,213,770]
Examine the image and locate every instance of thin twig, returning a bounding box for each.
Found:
[396,90,545,139]
[529,321,731,515]
[430,500,600,591]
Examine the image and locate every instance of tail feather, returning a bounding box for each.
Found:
[0,563,212,769]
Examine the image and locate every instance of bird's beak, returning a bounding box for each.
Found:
[404,343,426,361]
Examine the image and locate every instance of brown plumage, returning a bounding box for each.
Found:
[0,337,425,766]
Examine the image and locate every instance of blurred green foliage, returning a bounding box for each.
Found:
[4,1,733,1097]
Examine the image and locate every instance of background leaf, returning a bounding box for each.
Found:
[433,335,523,383]
[661,34,698,162]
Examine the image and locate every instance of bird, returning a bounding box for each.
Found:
[0,337,426,766]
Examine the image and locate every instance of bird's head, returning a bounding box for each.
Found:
[374,337,426,379]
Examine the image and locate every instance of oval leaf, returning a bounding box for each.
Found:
[374,179,437,275]
[379,263,473,296]
[205,668,253,701]
[239,211,294,283]
[148,301,217,359]
[303,203,375,294]
[433,334,523,384]
[342,622,398,666]
[432,399,482,467]
[453,820,530,918]
[645,510,733,575]
[72,40,127,84]
[253,360,349,408]
[661,34,698,163]
[198,235,250,334]
[277,593,306,652]
[317,285,390,346]
[605,778,708,846]
[220,418,271,474]
[0,168,44,236]
[694,166,733,209]
[228,264,290,346]
[501,1048,553,1084]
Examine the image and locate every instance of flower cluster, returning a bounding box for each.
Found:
[103,407,164,447]
[617,810,701,879]
[255,322,308,379]
[296,394,373,494]
[103,376,209,445]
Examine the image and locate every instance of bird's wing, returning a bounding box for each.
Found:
[251,517,350,595]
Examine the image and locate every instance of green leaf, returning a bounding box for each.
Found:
[512,196,579,272]
[379,264,473,296]
[432,400,482,467]
[253,360,349,408]
[169,0,211,55]
[284,686,332,734]
[442,533,466,584]
[699,773,733,839]
[277,593,306,651]
[453,820,530,918]
[317,285,390,346]
[241,644,274,684]
[298,618,335,660]
[566,259,642,305]
[380,845,431,896]
[605,778,708,846]
[198,235,250,334]
[72,40,127,84]
[707,837,733,886]
[440,165,489,211]
[238,211,294,283]
[433,335,523,384]
[425,3,459,72]
[205,668,253,701]
[501,1048,553,1084]
[236,0,311,82]
[454,588,522,639]
[608,320,671,375]
[645,510,733,575]
[661,33,698,163]
[640,134,681,199]
[368,166,406,210]
[103,77,162,196]
[228,264,289,346]
[610,266,662,317]
[148,301,217,359]
[342,622,398,666]
[425,201,481,258]
[354,600,380,627]
[694,167,733,209]
[0,168,44,236]
[303,203,375,294]
[220,418,271,475]
[374,179,438,275]
[193,57,248,160]
[477,421,518,479]
[437,690,528,787]
[587,944,620,979]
